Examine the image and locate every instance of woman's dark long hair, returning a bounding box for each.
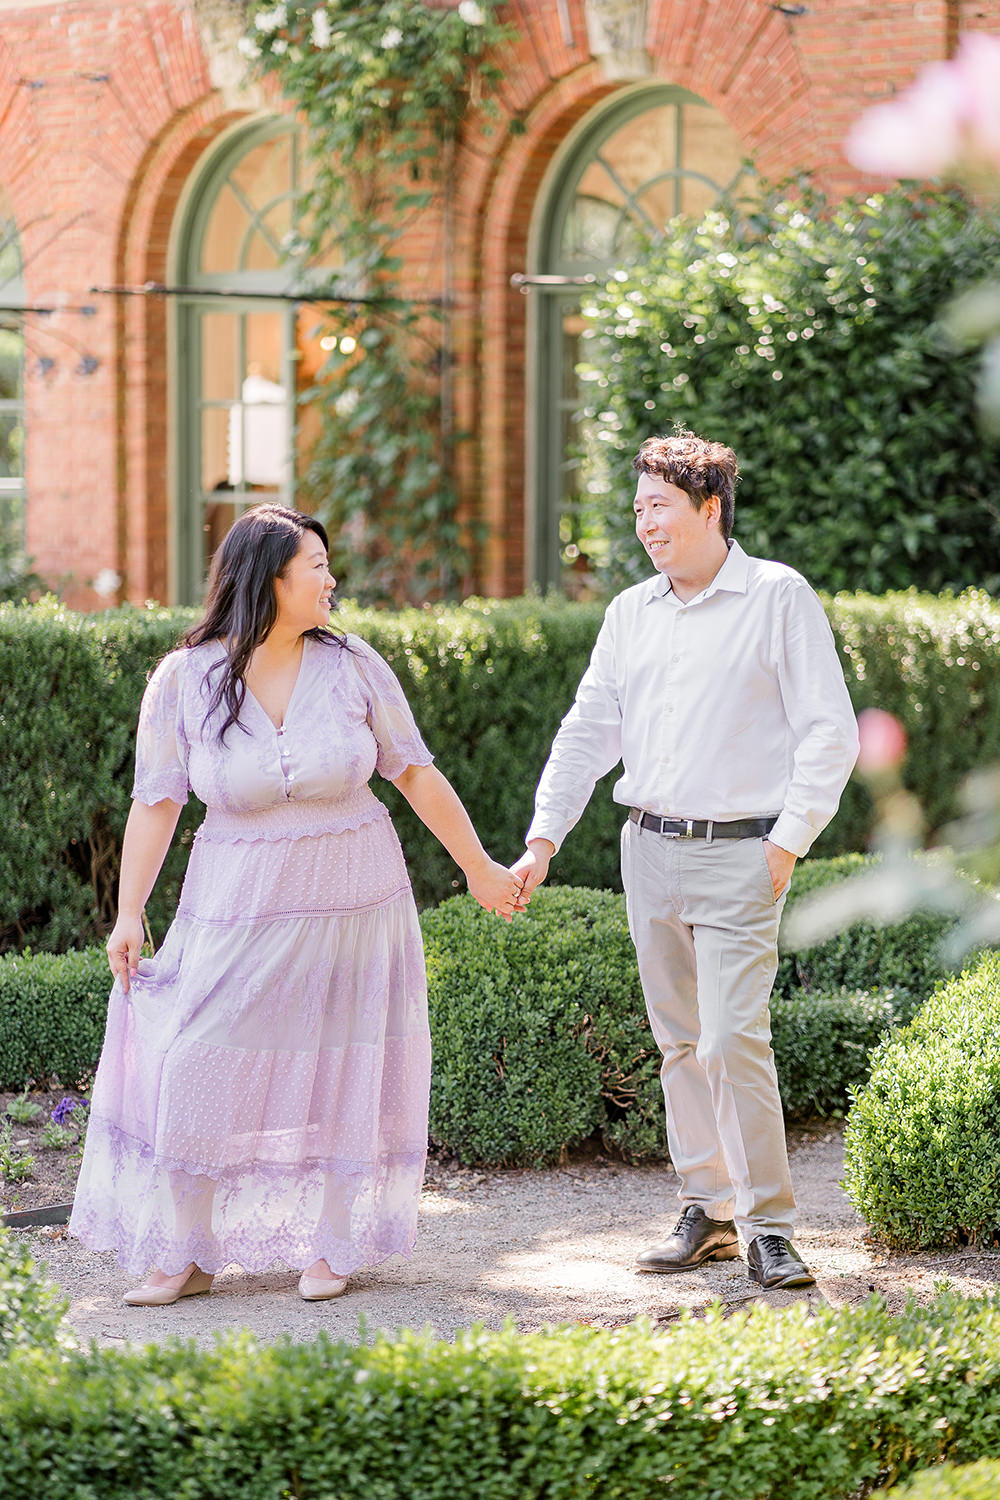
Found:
[182,504,345,741]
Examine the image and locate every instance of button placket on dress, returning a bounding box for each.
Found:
[278,724,295,800]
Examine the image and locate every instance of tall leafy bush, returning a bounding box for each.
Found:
[578,185,1000,595]
[3,591,999,951]
[844,949,1000,1250]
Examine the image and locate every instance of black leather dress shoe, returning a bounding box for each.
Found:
[746,1235,816,1289]
[636,1205,740,1273]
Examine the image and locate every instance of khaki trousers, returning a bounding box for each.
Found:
[621,818,795,1242]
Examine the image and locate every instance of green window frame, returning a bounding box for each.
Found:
[530,86,749,592]
[174,118,341,603]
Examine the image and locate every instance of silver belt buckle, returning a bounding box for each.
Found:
[661,817,691,838]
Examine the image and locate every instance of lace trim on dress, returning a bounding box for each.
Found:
[132,769,190,807]
[196,788,390,843]
[69,1114,428,1274]
[93,1115,428,1186]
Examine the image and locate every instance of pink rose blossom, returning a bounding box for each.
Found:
[846,32,1000,179]
[856,708,908,775]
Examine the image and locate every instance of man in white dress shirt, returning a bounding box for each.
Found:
[513,431,859,1289]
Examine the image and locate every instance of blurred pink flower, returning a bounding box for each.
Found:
[846,32,1000,179]
[856,708,908,775]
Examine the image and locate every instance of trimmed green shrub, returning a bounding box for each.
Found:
[0,860,960,1144]
[0,599,202,953]
[578,184,1000,596]
[827,591,1000,855]
[423,886,631,1166]
[0,945,108,1087]
[3,591,1000,949]
[4,1291,1000,1497]
[775,852,951,1010]
[0,1226,68,1356]
[423,864,954,1165]
[890,1461,1000,1499]
[770,987,902,1118]
[844,950,1000,1250]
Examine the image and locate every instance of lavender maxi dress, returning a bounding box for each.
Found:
[69,633,434,1277]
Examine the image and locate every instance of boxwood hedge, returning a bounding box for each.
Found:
[844,949,1000,1251]
[422,869,955,1165]
[2,588,999,952]
[890,1462,1000,1500]
[0,946,110,1090]
[0,861,957,1160]
[0,1225,68,1358]
[5,1289,1000,1498]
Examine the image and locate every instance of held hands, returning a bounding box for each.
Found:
[509,839,554,903]
[466,855,528,923]
[106,913,145,994]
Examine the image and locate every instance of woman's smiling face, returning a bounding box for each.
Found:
[273,531,336,633]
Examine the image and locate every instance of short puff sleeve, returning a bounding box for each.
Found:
[131,650,190,806]
[348,636,434,782]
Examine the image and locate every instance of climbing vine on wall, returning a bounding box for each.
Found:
[239,1,516,601]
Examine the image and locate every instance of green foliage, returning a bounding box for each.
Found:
[0,1225,67,1357]
[423,887,625,1165]
[844,949,1000,1250]
[4,1088,42,1124]
[0,1125,34,1181]
[775,852,954,1002]
[0,595,622,949]
[241,2,517,601]
[827,590,1000,853]
[5,1292,1000,1496]
[890,1461,1000,1499]
[0,598,201,952]
[422,863,955,1166]
[39,1120,76,1151]
[0,946,109,1086]
[0,524,42,605]
[769,987,901,1117]
[578,184,1000,595]
[3,591,998,950]
[0,859,950,1139]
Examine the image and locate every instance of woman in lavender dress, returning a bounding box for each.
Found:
[69,505,523,1305]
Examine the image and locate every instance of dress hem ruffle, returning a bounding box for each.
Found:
[68,1210,421,1278]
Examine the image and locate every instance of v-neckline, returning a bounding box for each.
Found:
[244,637,309,733]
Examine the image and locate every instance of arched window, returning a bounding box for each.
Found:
[173,119,342,601]
[530,86,749,592]
[0,199,26,580]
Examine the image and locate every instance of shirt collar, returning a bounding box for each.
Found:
[648,538,749,604]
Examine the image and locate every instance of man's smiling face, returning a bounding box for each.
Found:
[633,471,718,581]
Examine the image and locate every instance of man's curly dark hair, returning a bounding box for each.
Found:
[632,431,739,540]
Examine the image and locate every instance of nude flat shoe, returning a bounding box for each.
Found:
[123,1268,214,1306]
[298,1272,348,1301]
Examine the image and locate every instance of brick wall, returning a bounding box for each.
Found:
[0,0,984,604]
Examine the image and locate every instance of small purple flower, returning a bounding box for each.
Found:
[51,1097,77,1125]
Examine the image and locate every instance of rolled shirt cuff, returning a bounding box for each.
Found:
[524,813,567,855]
[767,811,820,859]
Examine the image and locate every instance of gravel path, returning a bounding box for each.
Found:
[12,1123,1000,1349]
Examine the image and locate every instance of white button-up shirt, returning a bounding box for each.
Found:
[525,541,860,859]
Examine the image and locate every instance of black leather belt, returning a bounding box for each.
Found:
[628,808,777,840]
